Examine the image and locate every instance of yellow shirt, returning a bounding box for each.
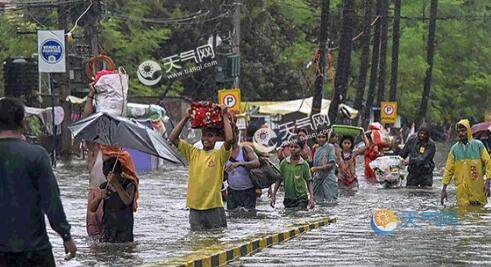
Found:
[178,140,231,210]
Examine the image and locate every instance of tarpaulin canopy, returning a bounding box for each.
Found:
[241,97,358,119]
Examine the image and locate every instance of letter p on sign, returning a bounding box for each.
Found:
[218,89,241,112]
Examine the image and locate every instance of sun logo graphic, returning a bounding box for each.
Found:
[370,208,398,236]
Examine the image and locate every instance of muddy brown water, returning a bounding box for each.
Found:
[47,144,491,266]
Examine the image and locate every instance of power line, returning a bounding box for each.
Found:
[0,0,84,10]
[104,8,232,25]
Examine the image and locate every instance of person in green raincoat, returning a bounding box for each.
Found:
[441,119,491,206]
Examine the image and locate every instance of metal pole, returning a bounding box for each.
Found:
[232,0,241,89]
[49,73,57,167]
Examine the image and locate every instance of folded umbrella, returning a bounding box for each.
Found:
[471,122,491,135]
[69,112,184,165]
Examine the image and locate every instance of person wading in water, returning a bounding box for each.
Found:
[169,105,234,231]
[224,127,260,212]
[89,157,138,243]
[0,98,77,265]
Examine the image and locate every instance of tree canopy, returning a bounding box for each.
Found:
[0,0,489,123]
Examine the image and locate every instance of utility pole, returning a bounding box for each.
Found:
[311,0,330,116]
[364,0,383,127]
[57,0,72,161]
[85,1,100,57]
[418,0,438,126]
[328,0,354,124]
[232,0,240,89]
[389,0,401,102]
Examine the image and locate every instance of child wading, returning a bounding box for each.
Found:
[89,157,138,243]
[271,137,315,209]
[337,135,368,190]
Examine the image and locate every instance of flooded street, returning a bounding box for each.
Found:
[48,143,491,266]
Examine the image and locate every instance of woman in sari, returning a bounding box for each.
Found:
[311,130,338,203]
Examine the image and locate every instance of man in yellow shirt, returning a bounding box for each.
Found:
[169,106,233,231]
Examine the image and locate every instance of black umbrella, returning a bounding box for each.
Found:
[69,112,184,165]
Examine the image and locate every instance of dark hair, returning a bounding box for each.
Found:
[202,127,220,136]
[0,98,25,131]
[316,127,329,136]
[296,128,308,135]
[103,157,123,176]
[340,135,355,149]
[287,135,302,147]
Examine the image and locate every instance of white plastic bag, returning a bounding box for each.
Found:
[370,156,404,182]
[94,67,128,116]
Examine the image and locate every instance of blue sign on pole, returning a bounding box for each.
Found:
[37,30,66,73]
[40,39,63,64]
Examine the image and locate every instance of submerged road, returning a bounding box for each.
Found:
[48,144,491,266]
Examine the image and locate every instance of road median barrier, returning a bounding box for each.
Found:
[154,216,336,267]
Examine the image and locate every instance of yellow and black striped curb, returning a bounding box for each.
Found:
[156,217,336,267]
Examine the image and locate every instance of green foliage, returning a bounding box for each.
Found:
[0,0,489,123]
[0,11,38,95]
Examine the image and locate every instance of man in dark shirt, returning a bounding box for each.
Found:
[0,98,77,266]
[400,124,436,188]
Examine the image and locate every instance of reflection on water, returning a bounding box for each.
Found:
[47,143,490,266]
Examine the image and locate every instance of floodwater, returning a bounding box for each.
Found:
[48,143,491,266]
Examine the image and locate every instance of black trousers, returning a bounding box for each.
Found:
[283,197,308,209]
[406,172,433,187]
[189,207,227,231]
[0,249,55,267]
[227,187,257,210]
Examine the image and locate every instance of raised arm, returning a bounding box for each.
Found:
[169,108,191,146]
[82,83,95,118]
[222,107,234,150]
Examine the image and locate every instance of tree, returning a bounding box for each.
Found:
[311,0,330,115]
[376,0,388,109]
[417,0,438,125]
[389,0,401,101]
[329,0,355,123]
[354,0,373,112]
[364,0,383,126]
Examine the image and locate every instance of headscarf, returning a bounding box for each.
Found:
[100,145,139,212]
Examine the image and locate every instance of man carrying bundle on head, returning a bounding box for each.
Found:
[169,105,234,231]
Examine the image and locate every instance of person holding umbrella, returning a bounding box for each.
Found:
[89,157,138,242]
[81,85,140,239]
[169,105,234,231]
